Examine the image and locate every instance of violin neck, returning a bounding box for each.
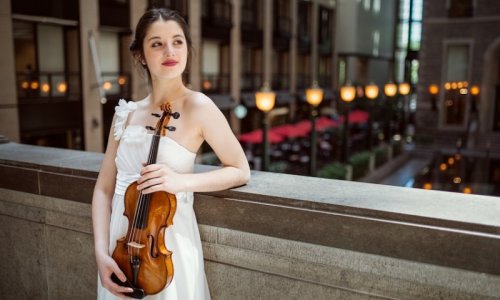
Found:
[146,134,161,166]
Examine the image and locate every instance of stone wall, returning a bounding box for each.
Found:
[0,142,499,299]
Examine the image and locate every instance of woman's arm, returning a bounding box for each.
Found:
[92,117,134,296]
[138,94,250,194]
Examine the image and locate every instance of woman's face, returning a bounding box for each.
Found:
[142,20,188,81]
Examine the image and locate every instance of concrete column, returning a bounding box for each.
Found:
[0,0,20,142]
[331,8,338,90]
[130,0,149,101]
[263,0,273,86]
[230,0,242,134]
[290,0,298,95]
[80,0,103,152]
[189,0,202,91]
[310,1,319,85]
[289,0,298,120]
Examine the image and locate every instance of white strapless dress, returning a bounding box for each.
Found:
[97,100,210,300]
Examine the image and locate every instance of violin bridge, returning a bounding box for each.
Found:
[127,242,146,249]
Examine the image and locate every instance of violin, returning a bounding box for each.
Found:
[111,102,180,299]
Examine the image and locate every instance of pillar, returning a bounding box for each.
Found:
[230,0,242,134]
[189,0,202,91]
[263,0,273,86]
[0,0,20,142]
[130,0,149,101]
[80,0,103,152]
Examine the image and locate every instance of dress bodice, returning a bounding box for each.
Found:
[112,100,196,196]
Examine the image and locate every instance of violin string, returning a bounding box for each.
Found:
[127,106,170,258]
[130,129,160,255]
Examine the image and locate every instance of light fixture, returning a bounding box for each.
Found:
[103,81,112,91]
[306,81,324,107]
[470,85,480,96]
[118,75,127,85]
[398,82,410,95]
[255,82,276,113]
[340,84,356,102]
[365,83,379,100]
[384,82,397,97]
[428,84,439,95]
[57,82,68,93]
[41,83,50,93]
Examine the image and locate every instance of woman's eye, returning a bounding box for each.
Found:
[174,40,184,45]
[151,42,162,47]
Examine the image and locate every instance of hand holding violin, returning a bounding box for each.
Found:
[96,252,134,299]
[137,164,187,195]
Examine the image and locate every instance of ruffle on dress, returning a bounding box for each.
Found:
[113,99,138,141]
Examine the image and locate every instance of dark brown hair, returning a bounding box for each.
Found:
[130,7,193,81]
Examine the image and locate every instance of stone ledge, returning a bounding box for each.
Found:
[1,142,500,277]
[201,225,500,299]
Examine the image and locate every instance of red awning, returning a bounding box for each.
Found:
[338,110,369,124]
[239,129,285,144]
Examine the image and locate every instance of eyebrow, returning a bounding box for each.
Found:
[147,34,185,42]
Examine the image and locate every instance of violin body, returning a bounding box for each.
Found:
[111,102,180,299]
[112,181,177,296]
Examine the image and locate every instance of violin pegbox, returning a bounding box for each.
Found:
[159,102,180,136]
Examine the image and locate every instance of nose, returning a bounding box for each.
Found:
[164,43,175,56]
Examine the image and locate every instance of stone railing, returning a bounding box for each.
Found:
[0,142,499,299]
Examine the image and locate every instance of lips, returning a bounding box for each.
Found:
[162,60,178,67]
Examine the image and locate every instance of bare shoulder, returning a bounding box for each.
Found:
[184,91,219,112]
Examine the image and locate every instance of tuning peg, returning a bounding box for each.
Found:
[164,126,176,132]
[152,113,161,118]
[170,112,180,119]
[146,126,155,131]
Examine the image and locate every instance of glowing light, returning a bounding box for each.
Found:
[463,186,472,194]
[103,81,112,90]
[41,83,50,93]
[470,85,480,96]
[454,153,461,160]
[306,83,324,107]
[340,84,356,102]
[448,157,455,165]
[459,88,468,95]
[453,177,462,184]
[384,82,397,97]
[428,84,439,95]
[202,80,212,90]
[439,163,447,171]
[398,82,411,95]
[30,81,39,90]
[451,82,458,89]
[423,182,432,190]
[365,83,379,100]
[21,80,30,89]
[255,83,276,113]
[57,82,67,93]
[444,82,451,90]
[118,76,126,85]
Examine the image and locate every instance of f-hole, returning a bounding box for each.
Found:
[148,235,158,258]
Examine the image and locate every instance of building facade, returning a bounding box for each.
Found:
[0,0,403,153]
[417,0,500,147]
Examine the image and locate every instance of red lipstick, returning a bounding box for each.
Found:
[162,59,178,67]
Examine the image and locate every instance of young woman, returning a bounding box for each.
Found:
[92,8,250,300]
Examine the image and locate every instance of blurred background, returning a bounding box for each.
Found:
[0,0,499,196]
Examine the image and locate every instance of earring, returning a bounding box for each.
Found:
[141,60,147,66]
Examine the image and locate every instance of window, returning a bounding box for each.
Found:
[448,0,474,18]
[443,44,469,125]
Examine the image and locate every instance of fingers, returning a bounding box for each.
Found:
[137,177,164,193]
[102,273,134,298]
[140,163,164,176]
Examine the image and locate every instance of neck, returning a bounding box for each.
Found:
[149,76,188,106]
